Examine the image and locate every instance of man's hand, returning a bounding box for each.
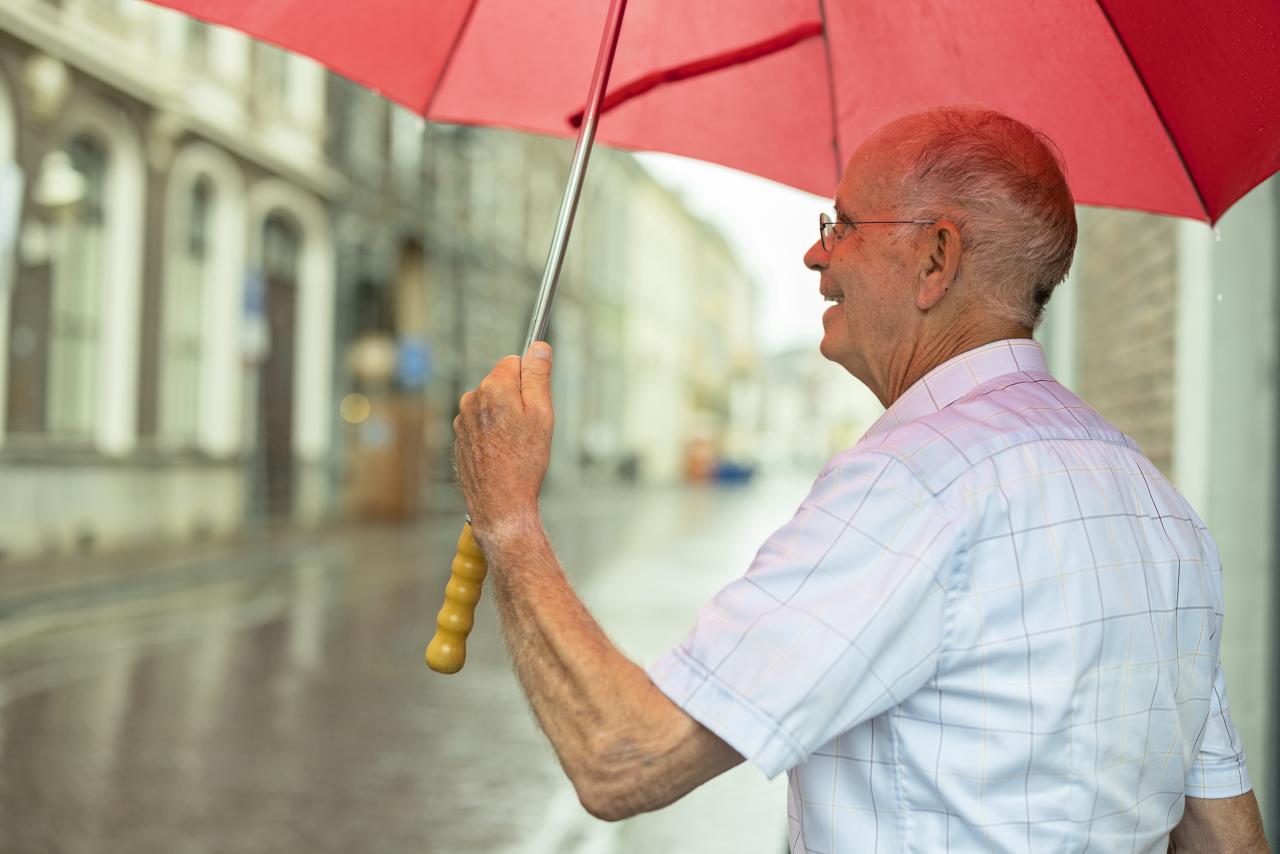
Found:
[453,342,554,543]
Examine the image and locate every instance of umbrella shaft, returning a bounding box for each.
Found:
[524,0,629,352]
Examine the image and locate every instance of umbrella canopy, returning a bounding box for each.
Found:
[148,0,1278,224]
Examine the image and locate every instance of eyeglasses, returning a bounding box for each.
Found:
[818,211,937,251]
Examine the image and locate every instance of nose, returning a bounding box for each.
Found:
[804,237,829,271]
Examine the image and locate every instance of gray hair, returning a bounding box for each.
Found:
[889,107,1077,329]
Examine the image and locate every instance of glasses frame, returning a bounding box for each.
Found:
[819,211,937,251]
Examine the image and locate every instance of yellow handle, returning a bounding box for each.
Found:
[425,522,489,674]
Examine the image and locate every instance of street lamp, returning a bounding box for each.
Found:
[19,150,86,269]
[32,151,86,211]
[22,54,71,126]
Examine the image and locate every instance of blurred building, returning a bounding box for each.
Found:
[1039,178,1280,829]
[594,158,759,483]
[0,0,758,559]
[350,118,760,493]
[756,346,882,475]
[0,0,341,557]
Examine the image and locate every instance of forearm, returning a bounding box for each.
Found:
[1169,792,1268,853]
[477,515,690,817]
[482,519,646,762]
[450,350,740,819]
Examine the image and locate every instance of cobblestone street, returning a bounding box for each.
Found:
[0,477,814,854]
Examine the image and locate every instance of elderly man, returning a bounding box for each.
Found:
[451,107,1266,852]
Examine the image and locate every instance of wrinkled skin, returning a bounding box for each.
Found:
[452,343,554,544]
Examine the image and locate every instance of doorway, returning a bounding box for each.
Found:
[257,213,300,517]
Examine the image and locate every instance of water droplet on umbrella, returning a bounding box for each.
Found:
[1217,293,1224,302]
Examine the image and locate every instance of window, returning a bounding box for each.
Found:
[344,89,386,171]
[161,177,212,445]
[186,18,210,71]
[47,135,107,440]
[390,106,423,175]
[253,43,289,120]
[263,214,300,282]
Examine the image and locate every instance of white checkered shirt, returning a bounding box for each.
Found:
[649,339,1250,853]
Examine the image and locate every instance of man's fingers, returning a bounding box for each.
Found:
[521,341,553,410]
[476,356,521,400]
[492,355,520,384]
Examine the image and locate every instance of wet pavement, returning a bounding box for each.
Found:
[0,476,815,853]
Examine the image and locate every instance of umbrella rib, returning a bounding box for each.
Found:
[816,0,841,189]
[568,22,823,127]
[422,0,484,117]
[1093,1,1210,222]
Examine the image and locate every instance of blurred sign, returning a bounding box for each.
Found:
[0,161,23,293]
[242,269,270,363]
[396,338,433,389]
[359,414,393,448]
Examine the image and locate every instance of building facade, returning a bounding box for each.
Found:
[0,0,339,557]
[0,0,758,559]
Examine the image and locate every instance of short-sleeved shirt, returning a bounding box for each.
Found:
[649,339,1250,853]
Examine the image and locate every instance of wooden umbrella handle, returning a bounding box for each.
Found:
[425,522,488,674]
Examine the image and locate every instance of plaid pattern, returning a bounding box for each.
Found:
[649,339,1249,853]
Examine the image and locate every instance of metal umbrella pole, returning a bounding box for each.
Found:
[427,0,631,674]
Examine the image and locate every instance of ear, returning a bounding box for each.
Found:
[915,220,962,311]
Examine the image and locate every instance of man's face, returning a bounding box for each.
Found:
[803,142,923,388]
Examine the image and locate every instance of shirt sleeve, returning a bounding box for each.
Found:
[648,450,964,779]
[1185,655,1252,798]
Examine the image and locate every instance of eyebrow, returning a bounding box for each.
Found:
[834,202,852,221]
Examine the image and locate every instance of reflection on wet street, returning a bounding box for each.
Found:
[0,478,811,853]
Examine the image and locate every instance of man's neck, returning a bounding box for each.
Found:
[882,322,1033,407]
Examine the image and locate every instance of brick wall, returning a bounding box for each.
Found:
[1072,208,1178,475]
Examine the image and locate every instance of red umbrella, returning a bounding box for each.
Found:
[147,0,1279,223]
[141,0,1280,672]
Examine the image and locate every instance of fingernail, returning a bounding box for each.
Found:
[529,342,551,360]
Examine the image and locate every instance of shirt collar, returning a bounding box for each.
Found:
[862,338,1049,440]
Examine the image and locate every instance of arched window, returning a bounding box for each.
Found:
[263,213,300,282]
[161,176,213,445]
[47,134,107,439]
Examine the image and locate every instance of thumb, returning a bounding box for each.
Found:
[521,341,553,410]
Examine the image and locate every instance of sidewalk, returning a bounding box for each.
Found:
[0,474,470,602]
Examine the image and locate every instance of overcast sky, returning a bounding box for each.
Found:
[633,152,830,355]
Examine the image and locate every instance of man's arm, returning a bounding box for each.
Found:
[481,517,743,821]
[1169,792,1267,853]
[451,346,743,821]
